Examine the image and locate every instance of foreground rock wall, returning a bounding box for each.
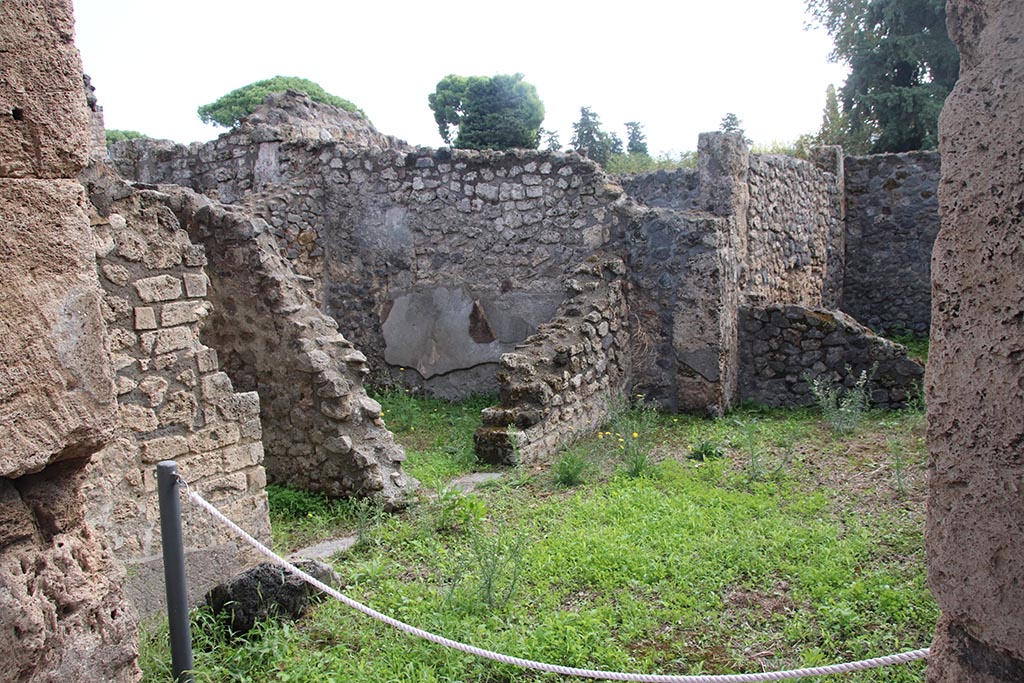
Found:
[80,166,272,617]
[737,304,923,410]
[166,188,412,505]
[842,151,941,335]
[474,256,631,465]
[926,1,1024,681]
[0,1,138,679]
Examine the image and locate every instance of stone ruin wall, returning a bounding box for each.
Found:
[324,147,628,399]
[112,103,633,400]
[78,164,272,618]
[0,1,139,680]
[626,208,740,415]
[842,151,941,336]
[620,167,699,210]
[111,121,926,448]
[746,147,845,308]
[738,304,924,409]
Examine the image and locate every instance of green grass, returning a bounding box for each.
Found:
[888,334,929,364]
[142,398,934,682]
[374,390,495,485]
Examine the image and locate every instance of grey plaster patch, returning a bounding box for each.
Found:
[382,287,506,378]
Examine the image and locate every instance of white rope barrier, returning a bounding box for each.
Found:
[185,484,930,682]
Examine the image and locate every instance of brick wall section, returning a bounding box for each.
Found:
[81,165,271,617]
[164,187,412,505]
[841,151,941,335]
[474,256,630,465]
[737,304,924,409]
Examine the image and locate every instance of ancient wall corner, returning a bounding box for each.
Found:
[80,163,272,617]
[475,255,631,465]
[167,188,414,507]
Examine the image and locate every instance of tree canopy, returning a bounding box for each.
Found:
[197,76,362,129]
[427,73,545,150]
[625,122,649,157]
[806,0,958,152]
[570,107,622,166]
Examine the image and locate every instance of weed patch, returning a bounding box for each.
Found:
[552,447,590,487]
[806,365,874,434]
[149,395,935,683]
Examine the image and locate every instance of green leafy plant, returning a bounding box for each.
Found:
[267,483,330,518]
[432,484,487,533]
[552,448,589,488]
[888,437,908,496]
[806,365,875,434]
[349,495,384,547]
[105,129,146,146]
[605,150,697,173]
[607,396,658,478]
[688,437,724,462]
[444,526,525,612]
[377,387,420,433]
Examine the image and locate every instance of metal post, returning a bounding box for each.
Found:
[157,461,194,683]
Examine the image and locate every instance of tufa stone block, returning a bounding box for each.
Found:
[141,435,189,464]
[0,0,90,179]
[133,307,157,330]
[161,300,211,327]
[183,273,208,298]
[134,274,182,302]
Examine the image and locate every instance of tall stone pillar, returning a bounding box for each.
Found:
[926,1,1024,681]
[0,0,139,680]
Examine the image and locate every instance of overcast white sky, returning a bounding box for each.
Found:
[72,0,849,157]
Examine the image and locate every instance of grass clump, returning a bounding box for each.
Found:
[552,447,590,487]
[267,484,386,552]
[444,526,526,612]
[688,437,725,462]
[606,395,658,478]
